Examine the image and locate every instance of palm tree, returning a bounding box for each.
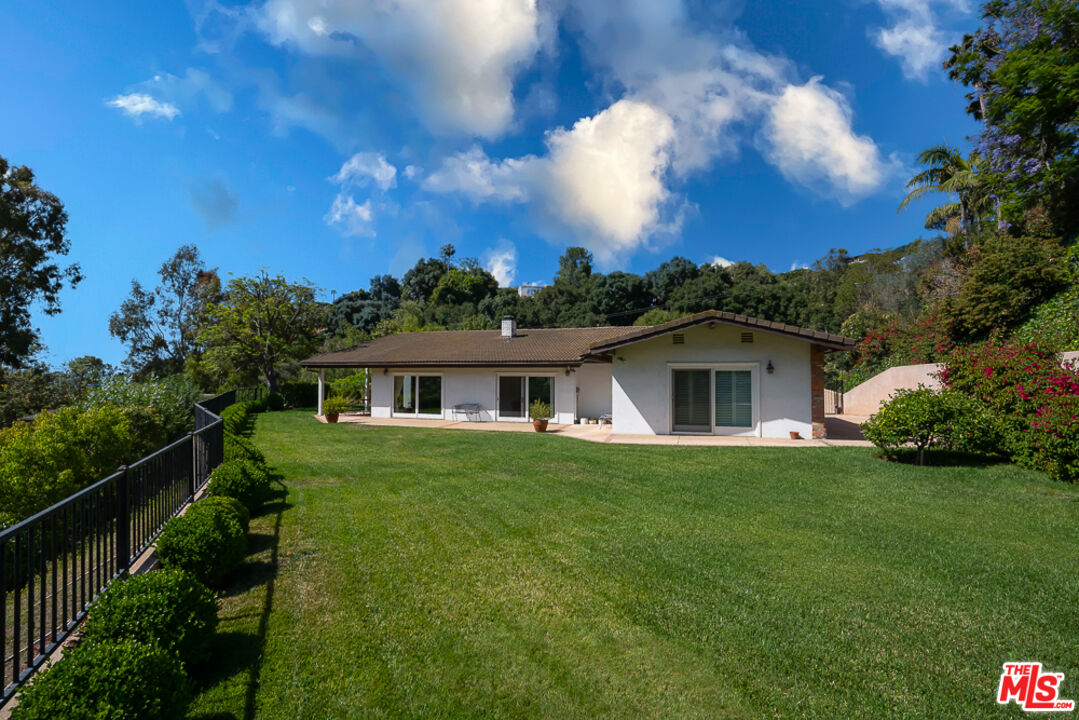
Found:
[898,145,991,236]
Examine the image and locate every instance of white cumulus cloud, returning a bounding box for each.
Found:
[424,99,677,265]
[762,78,894,204]
[484,239,518,287]
[324,193,374,237]
[256,0,544,137]
[711,256,734,268]
[332,152,397,190]
[107,93,180,120]
[871,0,969,81]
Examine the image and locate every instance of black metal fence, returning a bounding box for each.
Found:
[1,390,234,703]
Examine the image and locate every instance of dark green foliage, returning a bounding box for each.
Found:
[82,569,218,665]
[198,272,325,394]
[280,381,318,409]
[82,374,203,442]
[266,391,285,411]
[221,401,256,435]
[0,156,82,367]
[224,431,267,467]
[946,0,1079,235]
[11,639,189,720]
[108,245,220,377]
[943,234,1069,338]
[156,503,246,586]
[190,494,250,532]
[206,459,271,511]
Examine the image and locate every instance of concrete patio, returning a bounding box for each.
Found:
[317,413,872,447]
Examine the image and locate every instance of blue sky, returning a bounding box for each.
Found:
[1,0,981,366]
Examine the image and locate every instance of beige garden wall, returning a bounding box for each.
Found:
[836,350,1079,416]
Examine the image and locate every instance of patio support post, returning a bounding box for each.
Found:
[318,368,324,416]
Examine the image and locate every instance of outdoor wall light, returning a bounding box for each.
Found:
[766,360,775,374]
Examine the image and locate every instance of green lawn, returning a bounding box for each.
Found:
[188,411,1079,719]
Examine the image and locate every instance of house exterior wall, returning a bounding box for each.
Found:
[574,362,612,420]
[610,324,814,438]
[370,367,577,424]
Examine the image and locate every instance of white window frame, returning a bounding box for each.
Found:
[495,372,556,422]
[668,363,761,437]
[390,372,444,418]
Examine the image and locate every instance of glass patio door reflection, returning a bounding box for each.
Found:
[497,375,554,421]
[498,376,525,419]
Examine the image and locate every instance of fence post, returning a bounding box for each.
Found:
[189,432,198,497]
[116,465,130,574]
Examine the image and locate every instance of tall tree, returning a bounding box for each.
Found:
[109,245,219,376]
[198,272,325,393]
[946,0,1079,234]
[0,155,82,366]
[898,146,990,235]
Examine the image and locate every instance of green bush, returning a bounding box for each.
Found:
[82,569,217,665]
[281,381,318,408]
[224,431,267,467]
[191,494,250,532]
[220,402,252,435]
[266,392,286,411]
[206,459,272,510]
[82,375,202,442]
[0,406,141,527]
[861,387,998,464]
[329,373,367,401]
[10,639,189,720]
[156,504,245,587]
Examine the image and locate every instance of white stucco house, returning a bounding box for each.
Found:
[301,310,856,439]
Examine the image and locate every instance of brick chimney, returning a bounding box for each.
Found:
[501,315,517,339]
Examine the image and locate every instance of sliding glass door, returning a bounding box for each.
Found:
[498,376,525,418]
[393,375,442,416]
[497,375,554,421]
[671,367,757,434]
[672,369,711,432]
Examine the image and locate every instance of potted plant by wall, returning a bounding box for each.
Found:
[322,395,352,423]
[529,399,552,432]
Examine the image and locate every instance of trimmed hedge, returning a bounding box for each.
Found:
[191,494,250,532]
[281,381,317,409]
[206,459,272,511]
[266,392,286,411]
[82,569,218,666]
[156,503,245,587]
[10,639,189,720]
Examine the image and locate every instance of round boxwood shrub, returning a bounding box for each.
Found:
[11,638,189,720]
[82,569,218,666]
[266,392,286,411]
[207,459,272,511]
[191,494,250,532]
[156,504,245,587]
[224,432,266,467]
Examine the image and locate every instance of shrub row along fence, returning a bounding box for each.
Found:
[0,389,237,704]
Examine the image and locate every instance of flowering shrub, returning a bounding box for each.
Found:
[942,343,1079,481]
[848,312,955,391]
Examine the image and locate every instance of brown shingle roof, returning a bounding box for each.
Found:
[300,311,856,368]
[584,310,857,352]
[300,326,631,368]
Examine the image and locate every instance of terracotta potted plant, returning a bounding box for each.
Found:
[529,399,552,432]
[322,395,351,424]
